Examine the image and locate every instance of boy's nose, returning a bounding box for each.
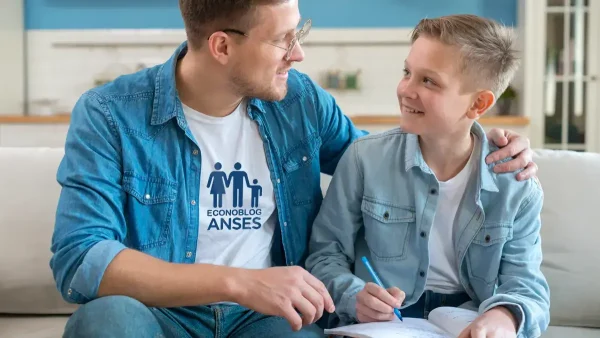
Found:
[397,79,417,99]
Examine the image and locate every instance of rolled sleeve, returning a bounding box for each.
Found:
[337,284,364,323]
[69,240,127,300]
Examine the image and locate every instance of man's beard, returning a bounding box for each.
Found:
[229,65,288,102]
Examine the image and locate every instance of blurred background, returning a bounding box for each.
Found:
[0,0,598,152]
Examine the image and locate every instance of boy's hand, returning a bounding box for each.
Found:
[457,306,518,338]
[355,282,405,323]
[485,128,537,181]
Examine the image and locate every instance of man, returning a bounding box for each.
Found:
[49,1,538,337]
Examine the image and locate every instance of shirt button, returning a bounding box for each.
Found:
[192,149,198,155]
[419,271,425,277]
[284,222,288,226]
[191,200,196,205]
[430,188,437,195]
[186,251,192,258]
[276,179,280,184]
[67,288,72,295]
[290,261,294,265]
[145,194,151,200]
[302,156,308,162]
[485,234,491,243]
[420,231,426,238]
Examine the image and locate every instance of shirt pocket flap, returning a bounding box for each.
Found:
[472,225,512,246]
[361,198,416,223]
[283,135,322,173]
[122,172,177,205]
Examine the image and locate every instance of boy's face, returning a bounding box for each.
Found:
[397,36,491,138]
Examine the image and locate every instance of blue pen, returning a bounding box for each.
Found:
[361,256,403,322]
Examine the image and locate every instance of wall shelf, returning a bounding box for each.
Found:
[0,114,530,126]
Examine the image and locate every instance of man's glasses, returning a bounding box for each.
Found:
[219,19,312,60]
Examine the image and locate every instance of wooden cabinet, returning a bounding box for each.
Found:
[519,0,600,151]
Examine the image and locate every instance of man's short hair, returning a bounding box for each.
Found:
[410,14,520,99]
[179,0,289,50]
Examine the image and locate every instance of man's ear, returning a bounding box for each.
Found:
[467,90,495,119]
[206,32,233,65]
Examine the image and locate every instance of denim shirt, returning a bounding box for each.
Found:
[305,123,550,338]
[49,41,366,305]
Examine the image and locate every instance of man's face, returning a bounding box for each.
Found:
[397,36,477,138]
[228,1,305,101]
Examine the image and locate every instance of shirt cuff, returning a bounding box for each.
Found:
[69,240,127,301]
[337,285,363,324]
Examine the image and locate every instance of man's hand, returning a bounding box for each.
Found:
[485,128,537,181]
[355,282,405,323]
[232,266,335,331]
[457,306,518,338]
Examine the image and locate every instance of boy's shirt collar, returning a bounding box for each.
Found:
[404,122,499,193]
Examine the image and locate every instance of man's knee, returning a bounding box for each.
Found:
[63,295,165,338]
[234,316,324,338]
[291,324,325,338]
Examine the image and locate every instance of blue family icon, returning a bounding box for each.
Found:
[227,162,251,208]
[206,162,229,208]
[207,162,263,209]
[250,179,262,208]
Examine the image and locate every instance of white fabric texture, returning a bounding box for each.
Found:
[182,102,276,269]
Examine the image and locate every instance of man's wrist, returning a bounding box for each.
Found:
[217,266,247,303]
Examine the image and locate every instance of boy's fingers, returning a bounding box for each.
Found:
[386,287,405,304]
[366,283,401,308]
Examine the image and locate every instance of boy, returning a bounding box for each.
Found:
[306,14,550,338]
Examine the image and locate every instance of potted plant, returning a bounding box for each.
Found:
[496,85,517,115]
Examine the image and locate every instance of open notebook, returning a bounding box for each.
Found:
[324,307,479,338]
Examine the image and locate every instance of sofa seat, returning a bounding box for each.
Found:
[543,326,600,338]
[0,316,69,338]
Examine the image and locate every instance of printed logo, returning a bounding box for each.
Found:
[205,162,263,231]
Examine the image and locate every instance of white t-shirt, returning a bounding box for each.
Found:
[425,135,479,294]
[182,101,276,270]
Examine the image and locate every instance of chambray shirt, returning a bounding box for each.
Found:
[49,42,366,305]
[305,123,550,338]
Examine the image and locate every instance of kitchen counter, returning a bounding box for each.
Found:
[0,114,530,126]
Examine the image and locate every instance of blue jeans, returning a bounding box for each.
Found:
[401,290,472,319]
[63,296,324,338]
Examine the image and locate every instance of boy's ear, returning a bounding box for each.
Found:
[467,90,495,119]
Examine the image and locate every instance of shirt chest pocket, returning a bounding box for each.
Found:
[282,135,322,206]
[122,172,177,251]
[467,225,513,284]
[361,198,415,261]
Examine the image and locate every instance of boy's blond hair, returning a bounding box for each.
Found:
[410,14,519,100]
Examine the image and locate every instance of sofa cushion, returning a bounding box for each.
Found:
[0,147,77,314]
[534,149,600,328]
[0,316,69,338]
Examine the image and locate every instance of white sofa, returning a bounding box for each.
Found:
[0,147,599,338]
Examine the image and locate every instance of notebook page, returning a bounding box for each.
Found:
[324,318,452,338]
[427,307,479,337]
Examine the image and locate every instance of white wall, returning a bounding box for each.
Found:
[0,1,25,115]
[25,28,413,116]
